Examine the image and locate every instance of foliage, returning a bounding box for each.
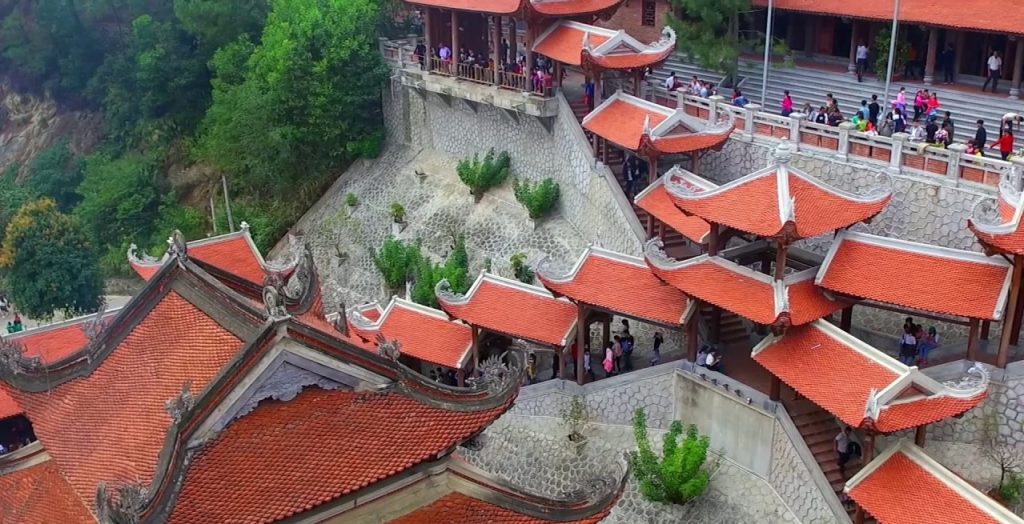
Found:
[372,237,419,292]
[998,471,1024,505]
[389,202,406,223]
[560,395,591,441]
[983,415,1024,503]
[457,149,511,200]
[668,0,750,83]
[345,192,359,207]
[630,408,711,505]
[194,0,390,195]
[510,252,534,284]
[26,141,84,211]
[409,234,470,308]
[173,0,269,53]
[873,26,910,81]
[0,165,37,237]
[513,177,560,220]
[75,153,162,252]
[212,198,290,253]
[0,199,104,319]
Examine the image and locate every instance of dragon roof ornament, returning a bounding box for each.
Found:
[942,362,991,396]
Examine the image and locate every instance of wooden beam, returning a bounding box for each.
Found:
[470,325,481,376]
[769,375,781,401]
[576,304,588,385]
[491,15,501,85]
[451,10,459,67]
[773,241,788,281]
[914,425,927,447]
[687,303,699,362]
[998,255,1024,369]
[708,224,720,257]
[840,306,853,333]
[966,318,980,361]
[1012,279,1024,345]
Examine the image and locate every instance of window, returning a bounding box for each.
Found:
[642,0,657,26]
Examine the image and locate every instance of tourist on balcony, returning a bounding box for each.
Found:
[858,100,870,121]
[893,108,907,134]
[705,349,722,372]
[583,348,593,382]
[800,102,813,116]
[925,119,939,144]
[621,334,634,372]
[732,89,749,107]
[851,112,866,132]
[500,38,509,65]
[664,71,680,92]
[814,106,828,124]
[918,326,939,366]
[414,42,426,69]
[827,107,843,127]
[925,93,941,122]
[983,50,1002,93]
[941,43,956,84]
[526,353,537,384]
[696,345,709,367]
[935,123,952,147]
[992,130,1015,160]
[689,75,701,95]
[855,42,869,82]
[966,140,982,156]
[899,325,918,365]
[611,336,623,374]
[780,90,793,116]
[868,95,880,128]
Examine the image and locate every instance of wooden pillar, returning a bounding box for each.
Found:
[1011,282,1024,345]
[646,215,654,238]
[966,318,980,361]
[508,17,517,63]
[491,15,502,85]
[1011,37,1024,99]
[648,156,658,185]
[769,375,781,401]
[687,305,699,362]
[470,325,481,374]
[773,241,788,281]
[981,320,991,340]
[555,61,563,89]
[423,8,433,69]
[708,224,720,256]
[923,27,939,85]
[595,71,604,105]
[914,425,927,447]
[690,153,700,175]
[760,251,773,276]
[524,22,534,81]
[953,30,965,78]
[848,20,859,72]
[601,138,609,164]
[840,306,853,333]
[633,69,641,95]
[457,368,465,386]
[601,318,611,351]
[451,10,460,76]
[997,255,1024,368]
[803,15,816,57]
[658,222,666,239]
[576,305,588,385]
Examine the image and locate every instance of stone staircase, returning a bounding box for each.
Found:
[785,397,867,522]
[651,55,1024,148]
[699,305,749,345]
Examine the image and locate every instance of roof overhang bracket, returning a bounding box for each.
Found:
[536,115,555,134]
[501,108,520,124]
[461,99,479,114]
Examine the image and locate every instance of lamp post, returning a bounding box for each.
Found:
[882,0,901,108]
[760,0,775,107]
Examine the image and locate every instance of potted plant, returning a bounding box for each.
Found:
[560,395,591,455]
[389,202,406,235]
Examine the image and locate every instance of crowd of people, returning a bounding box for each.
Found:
[0,295,22,334]
[898,317,941,366]
[412,39,556,94]
[523,319,669,385]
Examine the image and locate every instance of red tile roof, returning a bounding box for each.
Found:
[0,460,95,524]
[402,0,622,16]
[645,250,843,326]
[5,309,121,366]
[534,21,613,66]
[754,320,988,432]
[130,231,267,284]
[846,442,1022,524]
[8,292,244,507]
[582,92,733,155]
[389,492,609,524]
[667,164,891,241]
[403,0,522,14]
[168,387,509,524]
[0,390,22,421]
[537,247,691,327]
[529,0,623,17]
[754,0,1024,38]
[634,181,711,244]
[348,299,473,369]
[438,274,577,347]
[817,231,1012,321]
[969,185,1024,256]
[534,21,674,70]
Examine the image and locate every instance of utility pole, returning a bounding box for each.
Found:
[760,0,775,107]
[882,0,902,109]
[210,196,217,235]
[221,175,235,233]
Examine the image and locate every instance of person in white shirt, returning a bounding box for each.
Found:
[664,71,678,92]
[983,51,1002,93]
[908,119,926,142]
[855,43,869,82]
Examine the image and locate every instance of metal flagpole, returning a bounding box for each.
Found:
[882,0,901,109]
[760,0,774,107]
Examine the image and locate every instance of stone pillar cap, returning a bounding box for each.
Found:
[838,122,856,130]
[772,141,797,165]
[947,143,968,152]
[891,132,910,142]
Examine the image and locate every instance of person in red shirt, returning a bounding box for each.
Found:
[992,130,1015,160]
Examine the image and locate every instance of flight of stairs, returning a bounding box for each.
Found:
[650,55,1024,149]
[568,95,688,251]
[699,305,749,345]
[786,397,867,522]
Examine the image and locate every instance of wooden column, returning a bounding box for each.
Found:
[601,138,609,164]
[451,10,460,73]
[1011,38,1024,99]
[966,318,980,361]
[648,156,658,185]
[658,222,666,239]
[953,30,965,78]
[1011,283,1024,345]
[914,425,927,447]
[601,318,611,352]
[773,241,788,281]
[492,15,502,85]
[690,153,700,175]
[854,433,875,524]
[595,71,604,105]
[848,20,859,72]
[423,8,433,69]
[923,27,939,85]
[981,320,991,340]
[997,255,1024,368]
[470,324,481,374]
[576,305,588,385]
[803,15,816,57]
[708,224,720,256]
[508,17,517,63]
[840,306,853,333]
[687,305,700,362]
[456,368,465,386]
[646,215,654,238]
[524,23,534,81]
[769,375,781,401]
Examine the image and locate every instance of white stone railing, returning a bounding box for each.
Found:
[646,83,1024,192]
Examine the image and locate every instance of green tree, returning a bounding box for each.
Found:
[630,408,711,505]
[26,141,84,211]
[372,237,419,293]
[195,0,389,195]
[510,252,534,284]
[173,0,268,52]
[873,26,910,81]
[513,177,560,220]
[668,0,749,84]
[457,149,511,201]
[75,153,162,253]
[0,198,104,319]
[0,165,37,236]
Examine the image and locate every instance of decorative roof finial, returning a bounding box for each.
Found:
[0,339,40,375]
[95,481,148,524]
[772,141,796,166]
[164,381,196,424]
[240,221,250,233]
[263,286,289,320]
[166,230,188,259]
[375,333,401,361]
[334,302,349,336]
[864,388,880,422]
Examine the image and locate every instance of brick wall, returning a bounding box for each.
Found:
[597,0,672,42]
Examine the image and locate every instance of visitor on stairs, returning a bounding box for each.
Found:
[855,42,869,82]
[983,50,1002,93]
[835,426,854,477]
[781,90,793,117]
[941,43,956,84]
[664,71,680,92]
[992,130,1015,161]
[976,120,989,157]
[892,87,907,115]
[868,95,880,128]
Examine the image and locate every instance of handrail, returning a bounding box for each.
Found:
[773,404,854,523]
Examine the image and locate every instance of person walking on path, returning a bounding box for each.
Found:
[941,43,955,84]
[983,50,1002,93]
[835,426,854,477]
[855,42,869,82]
[975,120,988,157]
[868,95,880,128]
[781,90,793,116]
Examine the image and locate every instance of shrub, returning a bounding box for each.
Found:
[389,202,406,223]
[510,252,534,284]
[457,149,511,200]
[345,193,359,208]
[873,26,910,80]
[513,177,560,220]
[371,237,419,292]
[560,395,590,442]
[999,472,1024,505]
[409,234,471,308]
[630,408,711,506]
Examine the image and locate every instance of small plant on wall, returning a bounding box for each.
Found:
[510,252,534,284]
[561,395,591,453]
[630,408,711,506]
[345,192,359,208]
[457,149,511,201]
[513,177,560,220]
[371,237,419,294]
[389,202,406,223]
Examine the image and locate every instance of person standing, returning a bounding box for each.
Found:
[835,426,854,477]
[983,50,1002,93]
[855,42,869,82]
[868,95,880,128]
[781,90,793,116]
[975,120,988,157]
[943,111,955,138]
[650,331,664,365]
[611,336,623,374]
[940,43,955,84]
[992,130,1014,160]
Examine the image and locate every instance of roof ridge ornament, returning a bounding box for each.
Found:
[435,277,463,303]
[96,481,149,524]
[126,243,159,265]
[166,230,188,260]
[467,350,518,394]
[864,388,881,423]
[375,333,402,361]
[263,286,289,320]
[264,233,302,273]
[643,237,676,268]
[772,141,796,165]
[942,362,991,395]
[0,338,41,375]
[83,302,108,363]
[164,380,196,425]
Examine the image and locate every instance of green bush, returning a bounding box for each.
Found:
[999,472,1024,505]
[345,193,359,207]
[630,408,711,506]
[27,141,84,211]
[873,26,910,80]
[389,202,406,223]
[372,237,419,292]
[457,149,511,200]
[0,165,36,237]
[409,234,471,308]
[513,177,560,220]
[510,252,534,284]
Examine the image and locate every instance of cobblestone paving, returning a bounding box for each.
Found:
[769,420,837,524]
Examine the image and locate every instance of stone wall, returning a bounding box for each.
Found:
[928,364,1024,448]
[768,420,839,524]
